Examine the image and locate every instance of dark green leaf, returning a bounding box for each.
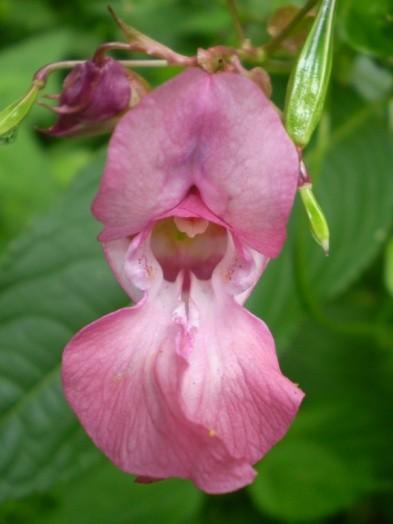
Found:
[305,89,393,298]
[0,157,127,501]
[36,461,202,524]
[250,440,371,522]
[249,318,393,521]
[340,0,393,59]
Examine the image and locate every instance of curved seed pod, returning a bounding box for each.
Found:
[284,0,337,148]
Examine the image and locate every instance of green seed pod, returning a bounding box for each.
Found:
[299,183,330,255]
[285,0,337,148]
[0,80,43,144]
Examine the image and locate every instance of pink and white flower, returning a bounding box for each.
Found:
[62,67,304,494]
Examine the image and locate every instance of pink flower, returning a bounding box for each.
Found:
[62,68,304,493]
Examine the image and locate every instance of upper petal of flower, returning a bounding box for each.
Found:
[93,67,299,257]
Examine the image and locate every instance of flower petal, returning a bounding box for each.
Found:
[192,71,299,257]
[93,69,205,241]
[179,276,304,465]
[93,68,299,257]
[102,193,227,302]
[62,278,260,493]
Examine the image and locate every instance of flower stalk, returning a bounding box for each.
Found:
[225,0,247,45]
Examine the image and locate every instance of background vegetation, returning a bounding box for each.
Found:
[0,0,392,522]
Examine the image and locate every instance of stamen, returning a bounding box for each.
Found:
[174,217,209,238]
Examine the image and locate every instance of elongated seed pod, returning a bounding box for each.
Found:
[285,0,337,148]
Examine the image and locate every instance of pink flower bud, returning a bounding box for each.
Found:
[41,57,134,137]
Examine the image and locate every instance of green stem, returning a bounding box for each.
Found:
[33,58,169,84]
[263,0,319,57]
[225,0,246,44]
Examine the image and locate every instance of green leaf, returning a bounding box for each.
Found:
[0,462,202,524]
[0,30,74,246]
[35,461,202,524]
[0,157,128,501]
[0,30,72,106]
[249,318,393,521]
[250,440,371,522]
[304,89,393,298]
[250,85,393,350]
[0,128,58,247]
[349,56,393,102]
[247,237,303,350]
[340,0,393,59]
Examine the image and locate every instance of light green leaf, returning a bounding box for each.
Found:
[0,29,74,246]
[0,30,72,105]
[0,128,57,247]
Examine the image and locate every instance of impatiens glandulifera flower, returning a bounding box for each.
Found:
[62,68,304,494]
[42,57,142,137]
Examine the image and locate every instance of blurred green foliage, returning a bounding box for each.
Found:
[0,0,392,523]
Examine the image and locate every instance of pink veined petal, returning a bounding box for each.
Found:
[191,71,299,257]
[101,226,161,303]
[93,67,299,257]
[178,275,304,465]
[102,238,143,303]
[92,69,205,242]
[62,278,258,494]
[213,232,268,304]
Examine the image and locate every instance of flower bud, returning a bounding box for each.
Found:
[284,0,337,148]
[0,80,43,144]
[299,183,330,255]
[42,57,137,138]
